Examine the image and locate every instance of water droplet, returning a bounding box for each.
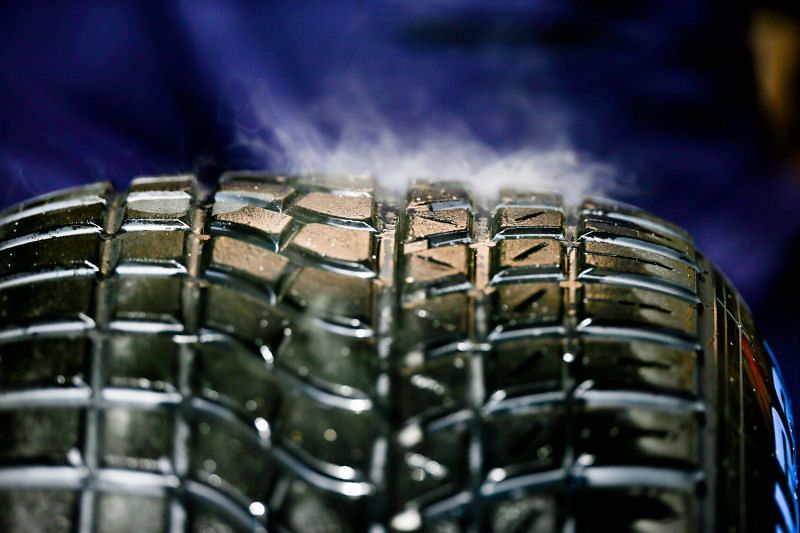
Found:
[391,509,422,532]
[398,424,423,447]
[487,467,506,482]
[249,502,266,516]
[255,418,269,433]
[260,345,274,365]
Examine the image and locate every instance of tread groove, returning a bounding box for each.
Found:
[169,187,209,532]
[78,187,124,532]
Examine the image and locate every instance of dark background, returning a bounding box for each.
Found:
[1,2,799,410]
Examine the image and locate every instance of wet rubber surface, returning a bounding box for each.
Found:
[0,174,795,532]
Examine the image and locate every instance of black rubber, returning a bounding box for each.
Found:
[0,173,795,532]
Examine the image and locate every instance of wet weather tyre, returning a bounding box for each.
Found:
[0,173,795,532]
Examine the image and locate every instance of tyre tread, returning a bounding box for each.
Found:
[0,175,720,532]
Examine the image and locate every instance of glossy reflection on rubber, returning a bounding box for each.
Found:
[0,173,795,532]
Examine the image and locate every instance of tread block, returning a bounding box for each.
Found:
[0,336,88,391]
[0,230,101,278]
[275,387,377,473]
[488,494,560,532]
[126,176,196,228]
[483,403,566,477]
[404,245,471,287]
[498,190,563,206]
[277,324,375,395]
[209,236,289,286]
[296,173,376,192]
[288,223,375,267]
[494,206,564,237]
[1,182,110,214]
[394,421,470,504]
[576,405,699,468]
[96,493,167,532]
[277,479,364,532]
[115,275,183,323]
[204,284,284,347]
[580,205,693,258]
[118,228,187,264]
[294,192,375,222]
[583,285,698,336]
[486,337,565,398]
[101,408,173,471]
[0,275,94,327]
[189,507,247,533]
[129,175,196,194]
[0,194,106,242]
[405,185,472,244]
[285,267,373,323]
[194,340,279,423]
[218,174,296,210]
[407,209,470,244]
[211,203,292,244]
[582,239,696,292]
[493,237,563,273]
[107,333,178,391]
[580,338,698,395]
[190,416,275,505]
[126,191,193,224]
[573,488,692,532]
[0,182,113,241]
[582,198,691,240]
[0,489,79,533]
[0,408,81,465]
[397,353,469,420]
[493,282,562,326]
[407,184,471,208]
[401,292,470,346]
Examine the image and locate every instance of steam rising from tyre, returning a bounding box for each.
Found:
[226,77,618,205]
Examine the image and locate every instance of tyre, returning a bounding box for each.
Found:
[0,172,795,532]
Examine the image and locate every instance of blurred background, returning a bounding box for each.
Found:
[0,2,799,410]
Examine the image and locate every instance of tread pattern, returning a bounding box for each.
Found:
[3,173,786,532]
[390,188,707,531]
[0,174,388,532]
